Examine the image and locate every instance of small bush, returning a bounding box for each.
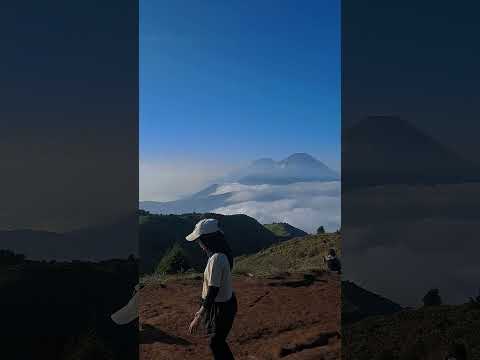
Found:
[374,349,395,360]
[422,288,442,306]
[155,243,191,274]
[63,330,114,360]
[308,247,321,257]
[399,339,428,360]
[446,341,469,360]
[468,288,480,307]
[0,249,25,266]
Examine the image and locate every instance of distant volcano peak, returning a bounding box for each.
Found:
[281,153,319,166]
[229,153,339,185]
[286,152,315,159]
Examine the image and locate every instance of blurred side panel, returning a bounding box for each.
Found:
[0,1,139,359]
[342,1,480,359]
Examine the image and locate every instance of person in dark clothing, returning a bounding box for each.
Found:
[186,218,237,360]
[324,248,342,274]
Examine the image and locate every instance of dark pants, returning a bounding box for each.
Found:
[205,294,237,360]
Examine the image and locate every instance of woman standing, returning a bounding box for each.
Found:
[186,218,237,360]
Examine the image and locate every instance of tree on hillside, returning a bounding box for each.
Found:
[422,288,442,306]
[155,243,191,275]
[317,226,325,234]
[469,288,480,307]
[0,249,25,266]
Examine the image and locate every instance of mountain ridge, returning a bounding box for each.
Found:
[139,212,281,274]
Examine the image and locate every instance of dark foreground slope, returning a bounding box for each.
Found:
[139,212,279,274]
[0,255,138,359]
[343,302,480,360]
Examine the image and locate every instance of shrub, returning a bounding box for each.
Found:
[374,349,395,360]
[63,330,114,360]
[422,288,442,306]
[468,288,480,309]
[308,247,320,257]
[0,249,25,266]
[446,342,469,360]
[155,243,191,274]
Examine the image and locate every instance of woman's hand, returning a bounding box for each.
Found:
[188,313,201,335]
[195,306,205,318]
[188,307,205,334]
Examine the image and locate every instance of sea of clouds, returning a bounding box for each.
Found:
[211,181,341,233]
[342,182,480,306]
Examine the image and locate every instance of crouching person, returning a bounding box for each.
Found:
[325,248,342,274]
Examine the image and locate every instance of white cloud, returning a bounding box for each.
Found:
[212,181,341,233]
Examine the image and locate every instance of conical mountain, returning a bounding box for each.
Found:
[343,116,479,187]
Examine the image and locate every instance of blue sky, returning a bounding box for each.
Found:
[140,0,340,200]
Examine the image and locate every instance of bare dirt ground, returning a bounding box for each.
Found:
[140,272,340,360]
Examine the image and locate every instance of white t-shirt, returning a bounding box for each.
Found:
[202,253,233,302]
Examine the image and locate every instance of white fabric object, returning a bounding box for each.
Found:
[111,290,139,325]
[186,218,223,241]
[202,253,233,302]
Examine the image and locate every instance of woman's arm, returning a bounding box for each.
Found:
[195,286,220,321]
[189,286,220,334]
[200,286,220,312]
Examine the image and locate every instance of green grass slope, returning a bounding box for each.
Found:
[233,233,340,276]
[263,222,308,239]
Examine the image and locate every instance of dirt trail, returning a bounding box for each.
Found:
[140,273,340,360]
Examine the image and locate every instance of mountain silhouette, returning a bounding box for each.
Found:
[0,216,137,261]
[227,152,339,185]
[343,116,480,187]
[342,280,403,324]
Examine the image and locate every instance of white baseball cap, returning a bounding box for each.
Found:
[186,218,223,242]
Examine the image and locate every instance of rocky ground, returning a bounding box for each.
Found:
[140,272,340,360]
